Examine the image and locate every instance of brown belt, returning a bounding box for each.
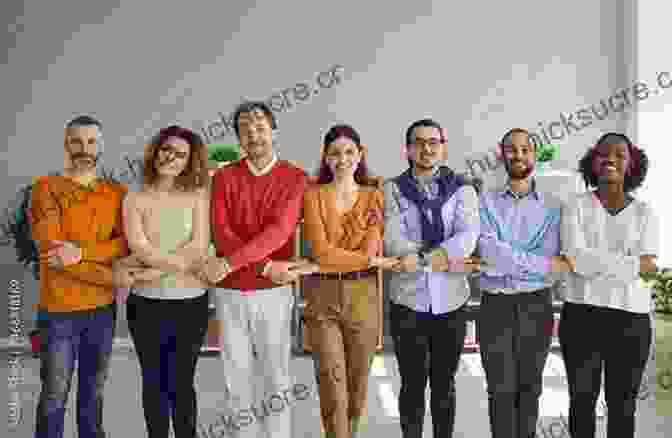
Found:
[312,268,377,281]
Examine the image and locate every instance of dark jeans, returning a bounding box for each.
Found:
[127,292,209,438]
[559,302,651,438]
[478,289,553,438]
[35,304,116,438]
[389,301,467,438]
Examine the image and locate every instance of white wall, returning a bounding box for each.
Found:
[0,0,633,336]
[635,0,672,267]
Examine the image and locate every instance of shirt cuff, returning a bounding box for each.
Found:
[536,255,553,275]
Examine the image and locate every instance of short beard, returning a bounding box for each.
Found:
[70,157,97,173]
[413,159,438,172]
[505,161,534,180]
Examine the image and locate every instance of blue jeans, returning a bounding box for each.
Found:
[35,304,116,438]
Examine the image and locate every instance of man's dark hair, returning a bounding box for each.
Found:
[578,132,648,193]
[405,118,445,145]
[499,127,535,151]
[232,101,277,139]
[66,115,102,129]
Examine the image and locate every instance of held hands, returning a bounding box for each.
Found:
[390,253,419,273]
[552,255,575,273]
[368,256,401,270]
[288,258,320,276]
[430,252,482,273]
[194,256,231,284]
[112,255,164,288]
[42,240,82,268]
[265,260,313,285]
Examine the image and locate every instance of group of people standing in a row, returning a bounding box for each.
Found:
[31,100,658,438]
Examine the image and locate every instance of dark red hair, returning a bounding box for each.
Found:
[316,124,377,186]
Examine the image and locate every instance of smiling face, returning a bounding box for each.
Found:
[407,126,444,171]
[501,131,535,180]
[154,136,191,177]
[324,137,362,179]
[64,125,100,171]
[237,109,274,161]
[592,141,630,185]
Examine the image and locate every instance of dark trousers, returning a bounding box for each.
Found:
[559,302,651,438]
[127,292,209,438]
[35,304,116,438]
[389,301,467,438]
[478,289,553,438]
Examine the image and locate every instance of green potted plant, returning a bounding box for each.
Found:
[641,269,672,415]
[208,144,241,170]
[535,143,559,173]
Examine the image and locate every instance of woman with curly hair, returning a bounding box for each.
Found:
[114,125,211,438]
[302,124,399,438]
[560,132,660,438]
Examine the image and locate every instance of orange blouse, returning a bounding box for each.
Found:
[302,184,384,273]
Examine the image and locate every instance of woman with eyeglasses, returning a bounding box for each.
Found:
[114,125,211,438]
[560,133,659,438]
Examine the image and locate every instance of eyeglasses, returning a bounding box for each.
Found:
[412,138,442,149]
[157,145,188,159]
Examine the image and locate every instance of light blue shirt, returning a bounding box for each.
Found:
[477,180,562,293]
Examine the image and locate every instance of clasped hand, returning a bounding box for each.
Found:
[41,240,81,269]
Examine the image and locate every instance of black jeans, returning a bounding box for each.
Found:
[478,289,553,438]
[127,292,209,438]
[35,304,116,438]
[390,301,467,438]
[559,302,651,438]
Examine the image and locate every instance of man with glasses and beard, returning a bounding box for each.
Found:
[31,115,128,438]
[384,118,481,438]
[476,128,573,438]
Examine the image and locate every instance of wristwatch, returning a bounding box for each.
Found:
[418,251,431,271]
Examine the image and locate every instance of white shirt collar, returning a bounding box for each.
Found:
[246,154,278,176]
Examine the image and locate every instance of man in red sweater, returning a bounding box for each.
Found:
[200,101,314,438]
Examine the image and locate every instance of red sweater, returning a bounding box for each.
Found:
[211,159,307,291]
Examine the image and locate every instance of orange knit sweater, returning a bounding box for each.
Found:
[31,175,128,312]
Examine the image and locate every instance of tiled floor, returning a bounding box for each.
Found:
[3,349,670,437]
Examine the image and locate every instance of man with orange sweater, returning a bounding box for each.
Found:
[31,115,127,438]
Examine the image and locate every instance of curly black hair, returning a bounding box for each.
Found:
[578,132,648,193]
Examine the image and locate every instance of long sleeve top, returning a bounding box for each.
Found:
[210,157,307,291]
[123,188,210,299]
[477,180,563,293]
[302,184,384,273]
[31,175,128,312]
[561,191,659,314]
[384,168,480,314]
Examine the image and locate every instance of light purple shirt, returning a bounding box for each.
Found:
[384,169,480,314]
[477,181,562,293]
